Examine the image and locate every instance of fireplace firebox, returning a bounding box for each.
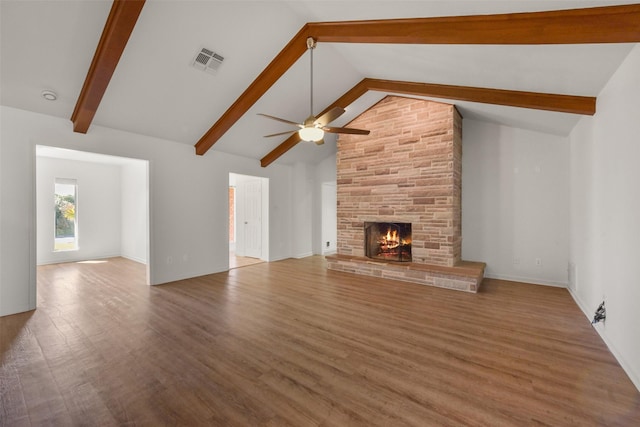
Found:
[364,222,412,262]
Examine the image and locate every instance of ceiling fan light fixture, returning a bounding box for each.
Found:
[299,126,324,142]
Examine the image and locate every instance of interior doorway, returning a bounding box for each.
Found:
[229,173,269,269]
[35,146,150,285]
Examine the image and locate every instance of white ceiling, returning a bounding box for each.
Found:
[1,1,637,165]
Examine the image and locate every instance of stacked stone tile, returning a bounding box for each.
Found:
[326,96,484,292]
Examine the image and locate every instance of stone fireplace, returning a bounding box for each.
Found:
[326,96,485,292]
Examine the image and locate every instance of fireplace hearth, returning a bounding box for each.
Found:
[365,222,412,262]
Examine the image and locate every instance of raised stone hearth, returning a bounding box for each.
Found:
[326,254,485,293]
[327,96,485,293]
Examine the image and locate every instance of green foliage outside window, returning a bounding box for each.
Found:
[55,194,76,238]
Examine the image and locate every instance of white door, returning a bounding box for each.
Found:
[239,178,262,258]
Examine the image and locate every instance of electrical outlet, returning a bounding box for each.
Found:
[326,241,330,247]
[513,257,520,266]
[535,258,542,267]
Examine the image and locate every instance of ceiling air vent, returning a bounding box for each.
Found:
[192,47,224,74]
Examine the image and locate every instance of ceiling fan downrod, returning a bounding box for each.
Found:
[307,37,317,122]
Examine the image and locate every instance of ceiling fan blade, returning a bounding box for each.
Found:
[263,130,298,138]
[257,113,302,127]
[314,138,325,146]
[314,107,345,127]
[323,127,370,135]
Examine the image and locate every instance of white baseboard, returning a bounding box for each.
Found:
[294,252,314,259]
[121,255,147,265]
[483,273,567,288]
[37,253,120,266]
[567,288,640,393]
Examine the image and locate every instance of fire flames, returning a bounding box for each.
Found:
[377,228,411,251]
[365,222,412,262]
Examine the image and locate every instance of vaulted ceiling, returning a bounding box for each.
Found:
[2,1,639,166]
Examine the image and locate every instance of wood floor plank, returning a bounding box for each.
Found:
[1,256,639,426]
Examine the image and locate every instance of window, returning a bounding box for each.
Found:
[54,178,78,251]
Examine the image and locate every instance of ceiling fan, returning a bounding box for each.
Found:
[258,37,370,145]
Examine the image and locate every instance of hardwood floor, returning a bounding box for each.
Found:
[229,250,264,269]
[1,257,639,426]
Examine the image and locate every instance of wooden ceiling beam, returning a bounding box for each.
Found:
[309,4,640,44]
[260,78,596,167]
[364,79,596,115]
[71,0,145,133]
[195,4,640,156]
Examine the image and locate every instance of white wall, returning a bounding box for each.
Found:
[569,44,640,390]
[0,114,2,312]
[121,161,148,264]
[0,109,36,315]
[462,119,570,286]
[320,183,337,255]
[314,154,337,255]
[0,106,294,316]
[36,157,122,264]
[292,162,314,258]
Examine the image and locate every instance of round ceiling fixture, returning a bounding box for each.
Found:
[41,90,57,101]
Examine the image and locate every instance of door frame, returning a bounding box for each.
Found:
[229,173,269,262]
